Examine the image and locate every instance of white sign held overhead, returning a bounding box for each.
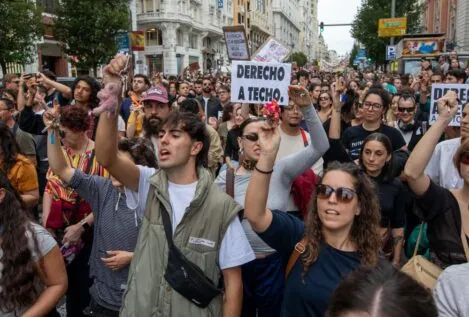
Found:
[231,61,291,106]
[251,37,290,63]
[429,84,469,126]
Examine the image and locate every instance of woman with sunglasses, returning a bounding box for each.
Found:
[215,86,329,317]
[318,92,333,123]
[0,171,67,317]
[405,92,469,268]
[42,104,108,317]
[359,133,406,267]
[243,121,381,317]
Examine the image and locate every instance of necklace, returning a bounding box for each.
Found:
[241,159,257,170]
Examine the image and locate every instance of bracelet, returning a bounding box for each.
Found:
[254,166,273,174]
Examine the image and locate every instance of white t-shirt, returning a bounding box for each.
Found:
[125,166,255,270]
[118,115,126,133]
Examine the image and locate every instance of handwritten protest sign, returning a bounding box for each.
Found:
[231,61,291,106]
[223,26,250,60]
[430,84,469,126]
[251,37,290,63]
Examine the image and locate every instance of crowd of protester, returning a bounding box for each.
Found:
[0,52,468,317]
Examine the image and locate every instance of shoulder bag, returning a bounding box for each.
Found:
[161,203,222,308]
[285,238,307,280]
[401,222,442,291]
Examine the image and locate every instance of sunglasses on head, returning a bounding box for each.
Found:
[460,152,469,165]
[242,133,259,142]
[316,184,356,203]
[398,107,415,113]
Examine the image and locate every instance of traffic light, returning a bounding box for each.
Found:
[320,22,324,33]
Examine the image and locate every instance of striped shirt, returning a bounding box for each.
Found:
[45,148,108,203]
[67,169,141,311]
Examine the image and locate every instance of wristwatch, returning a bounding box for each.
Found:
[80,219,91,231]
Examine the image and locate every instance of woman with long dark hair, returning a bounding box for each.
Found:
[244,118,381,316]
[359,133,406,266]
[0,171,67,317]
[0,121,39,208]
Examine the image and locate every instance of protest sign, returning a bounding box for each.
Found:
[223,26,250,60]
[231,60,291,106]
[251,37,290,63]
[429,84,469,126]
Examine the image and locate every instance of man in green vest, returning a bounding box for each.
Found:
[95,55,255,316]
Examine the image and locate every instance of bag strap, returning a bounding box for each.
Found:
[226,168,235,198]
[460,222,469,261]
[160,203,175,248]
[413,221,425,257]
[285,237,307,280]
[300,129,309,147]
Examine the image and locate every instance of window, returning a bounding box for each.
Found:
[189,34,197,49]
[176,29,183,46]
[238,13,242,24]
[144,0,153,12]
[203,37,212,48]
[146,27,163,46]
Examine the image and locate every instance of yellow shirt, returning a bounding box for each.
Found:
[128,111,143,137]
[3,154,38,194]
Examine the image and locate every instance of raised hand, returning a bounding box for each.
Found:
[102,54,129,87]
[43,97,61,132]
[258,120,281,158]
[288,85,312,107]
[436,90,459,120]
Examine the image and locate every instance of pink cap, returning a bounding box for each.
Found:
[142,86,169,104]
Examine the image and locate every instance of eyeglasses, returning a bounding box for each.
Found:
[316,184,356,203]
[362,102,383,110]
[319,97,330,101]
[321,89,329,93]
[398,107,415,113]
[242,133,259,142]
[460,152,469,165]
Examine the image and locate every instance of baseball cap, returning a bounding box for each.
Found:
[142,86,169,104]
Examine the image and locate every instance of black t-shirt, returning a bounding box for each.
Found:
[371,176,406,228]
[415,181,468,267]
[258,210,361,317]
[341,124,406,160]
[322,118,350,139]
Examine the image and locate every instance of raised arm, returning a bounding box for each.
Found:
[277,86,329,181]
[96,55,140,192]
[36,72,73,100]
[404,91,459,195]
[244,121,280,233]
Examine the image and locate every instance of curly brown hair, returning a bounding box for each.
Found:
[60,105,90,132]
[302,162,381,274]
[118,137,158,168]
[0,171,42,312]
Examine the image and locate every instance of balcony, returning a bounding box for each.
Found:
[250,11,271,36]
[137,11,195,27]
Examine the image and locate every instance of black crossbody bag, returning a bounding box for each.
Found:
[160,204,222,308]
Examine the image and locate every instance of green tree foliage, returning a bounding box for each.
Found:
[351,0,422,66]
[290,52,308,67]
[54,0,130,76]
[0,1,44,75]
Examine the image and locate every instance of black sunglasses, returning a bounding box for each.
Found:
[59,130,66,138]
[319,97,330,101]
[242,133,259,142]
[398,107,415,113]
[316,184,356,203]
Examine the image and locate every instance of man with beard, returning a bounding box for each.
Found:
[197,78,222,123]
[142,86,172,152]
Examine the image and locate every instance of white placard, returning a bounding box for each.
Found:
[231,61,291,105]
[429,84,469,126]
[251,37,290,63]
